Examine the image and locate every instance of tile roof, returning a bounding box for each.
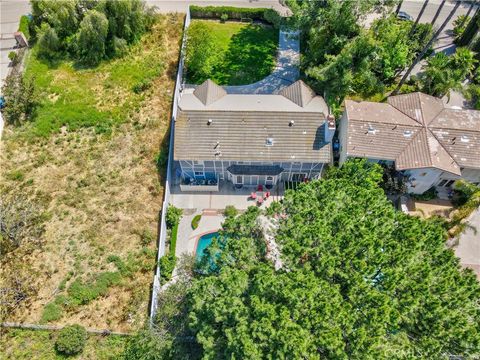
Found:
[174,80,332,162]
[344,92,480,174]
[278,80,316,107]
[193,79,227,105]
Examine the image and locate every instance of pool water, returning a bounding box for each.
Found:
[196,232,219,261]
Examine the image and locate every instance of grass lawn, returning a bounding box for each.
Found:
[0,14,183,332]
[0,328,127,360]
[186,20,278,85]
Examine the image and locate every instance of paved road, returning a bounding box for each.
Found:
[223,30,300,94]
[455,208,480,279]
[0,0,29,93]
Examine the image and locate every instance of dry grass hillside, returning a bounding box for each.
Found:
[0,14,183,333]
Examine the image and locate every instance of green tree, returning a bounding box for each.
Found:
[185,21,216,83]
[55,324,87,355]
[31,0,80,40]
[76,10,109,65]
[1,73,36,126]
[453,14,471,39]
[419,48,475,97]
[187,160,480,358]
[37,23,60,59]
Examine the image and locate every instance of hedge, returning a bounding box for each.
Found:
[189,5,281,25]
[18,15,31,40]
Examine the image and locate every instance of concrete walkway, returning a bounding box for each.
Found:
[223,30,300,94]
[454,208,480,279]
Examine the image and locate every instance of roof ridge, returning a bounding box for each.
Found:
[426,127,459,169]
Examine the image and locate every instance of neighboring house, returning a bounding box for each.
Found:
[173,79,335,189]
[339,92,480,194]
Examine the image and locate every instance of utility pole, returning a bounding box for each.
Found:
[431,0,446,26]
[408,0,430,37]
[393,1,461,95]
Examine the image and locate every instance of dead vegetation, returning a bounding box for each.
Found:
[0,14,183,332]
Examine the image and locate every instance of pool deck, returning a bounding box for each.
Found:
[175,212,224,257]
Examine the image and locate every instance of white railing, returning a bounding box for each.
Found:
[149,8,191,324]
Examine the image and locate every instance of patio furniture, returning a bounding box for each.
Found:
[257,184,264,192]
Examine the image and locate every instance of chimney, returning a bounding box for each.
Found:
[325,114,335,143]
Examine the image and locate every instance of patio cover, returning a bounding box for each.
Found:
[226,164,284,176]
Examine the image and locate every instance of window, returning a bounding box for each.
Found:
[445,180,456,187]
[266,176,273,181]
[438,179,448,187]
[236,175,243,184]
[194,171,204,177]
[193,160,204,165]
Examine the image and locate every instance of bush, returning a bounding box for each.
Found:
[224,205,238,218]
[159,254,177,283]
[55,324,87,356]
[1,73,36,126]
[113,36,128,58]
[8,51,19,66]
[220,13,228,23]
[411,187,438,201]
[166,205,183,228]
[191,214,201,229]
[140,228,155,246]
[41,302,63,323]
[170,222,179,254]
[18,15,31,40]
[67,272,121,306]
[453,15,470,39]
[37,23,60,59]
[132,79,152,94]
[189,5,279,24]
[77,10,109,66]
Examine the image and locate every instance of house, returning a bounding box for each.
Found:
[339,92,480,194]
[173,79,335,190]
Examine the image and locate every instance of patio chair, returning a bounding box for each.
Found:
[257,184,264,192]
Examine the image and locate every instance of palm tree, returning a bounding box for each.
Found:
[393,1,461,95]
[408,0,430,37]
[431,0,446,26]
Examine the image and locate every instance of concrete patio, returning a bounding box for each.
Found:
[170,180,284,211]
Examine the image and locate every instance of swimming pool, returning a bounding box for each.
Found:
[196,231,219,261]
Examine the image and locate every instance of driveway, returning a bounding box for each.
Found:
[223,29,300,94]
[455,208,480,279]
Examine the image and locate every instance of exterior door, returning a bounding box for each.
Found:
[235,175,243,185]
[251,175,259,185]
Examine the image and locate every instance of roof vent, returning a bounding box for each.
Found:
[289,120,295,127]
[207,119,212,125]
[367,124,377,135]
[266,137,274,146]
[403,130,413,138]
[460,135,470,143]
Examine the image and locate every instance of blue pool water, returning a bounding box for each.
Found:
[196,232,219,261]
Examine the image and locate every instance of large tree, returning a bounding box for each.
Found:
[133,160,480,359]
[76,9,109,65]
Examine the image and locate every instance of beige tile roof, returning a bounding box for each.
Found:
[193,80,227,106]
[175,80,331,162]
[344,92,480,174]
[278,80,316,107]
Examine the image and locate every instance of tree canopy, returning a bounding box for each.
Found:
[30,0,154,65]
[125,160,480,359]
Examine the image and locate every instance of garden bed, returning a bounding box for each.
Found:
[185,19,278,85]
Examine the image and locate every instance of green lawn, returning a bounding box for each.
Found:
[20,19,171,139]
[186,20,278,85]
[1,329,127,360]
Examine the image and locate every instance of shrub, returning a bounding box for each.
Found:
[8,51,19,66]
[132,79,152,94]
[263,9,282,28]
[220,13,228,23]
[453,15,470,39]
[411,187,438,201]
[18,15,31,40]
[113,36,128,58]
[37,23,60,59]
[170,222,179,254]
[189,5,275,24]
[166,205,183,228]
[1,72,36,126]
[7,170,24,181]
[191,214,201,230]
[41,302,63,323]
[140,228,155,246]
[224,205,238,218]
[67,272,121,306]
[77,10,109,66]
[55,324,87,356]
[159,254,177,283]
